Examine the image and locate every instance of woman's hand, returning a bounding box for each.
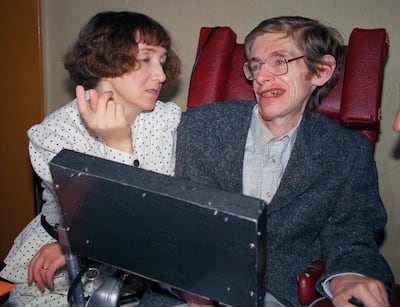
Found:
[28,242,66,291]
[76,85,133,153]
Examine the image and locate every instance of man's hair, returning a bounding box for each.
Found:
[64,11,181,89]
[244,16,344,110]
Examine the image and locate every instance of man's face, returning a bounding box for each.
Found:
[249,32,319,132]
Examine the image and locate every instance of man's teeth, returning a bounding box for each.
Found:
[263,90,283,97]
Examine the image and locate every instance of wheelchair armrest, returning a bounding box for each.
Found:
[298,258,324,306]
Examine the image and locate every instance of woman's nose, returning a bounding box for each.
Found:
[152,63,166,83]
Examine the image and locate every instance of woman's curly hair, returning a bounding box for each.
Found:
[64,11,181,89]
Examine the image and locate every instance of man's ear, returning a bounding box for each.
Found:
[313,54,336,86]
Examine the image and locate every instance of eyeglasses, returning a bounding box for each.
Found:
[243,54,305,80]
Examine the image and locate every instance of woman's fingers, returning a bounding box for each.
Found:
[77,85,114,126]
[76,85,89,115]
[76,85,131,151]
[27,242,66,291]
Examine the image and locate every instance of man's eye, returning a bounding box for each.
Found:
[249,62,260,71]
[274,58,286,66]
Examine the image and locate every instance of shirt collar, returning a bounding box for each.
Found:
[249,104,301,150]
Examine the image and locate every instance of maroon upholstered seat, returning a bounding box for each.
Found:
[187,26,398,306]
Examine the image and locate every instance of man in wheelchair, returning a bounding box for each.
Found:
[175,16,394,307]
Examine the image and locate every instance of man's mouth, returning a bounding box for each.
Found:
[260,89,285,97]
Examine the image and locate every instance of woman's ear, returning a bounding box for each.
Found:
[313,54,336,87]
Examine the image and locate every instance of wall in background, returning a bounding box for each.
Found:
[0,0,43,259]
[41,0,400,282]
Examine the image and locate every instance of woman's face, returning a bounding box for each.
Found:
[100,43,167,120]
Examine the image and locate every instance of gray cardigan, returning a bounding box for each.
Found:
[175,100,394,306]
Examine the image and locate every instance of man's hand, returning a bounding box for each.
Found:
[181,290,215,307]
[28,242,66,291]
[330,275,389,307]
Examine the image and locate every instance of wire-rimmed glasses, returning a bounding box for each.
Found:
[243,54,305,80]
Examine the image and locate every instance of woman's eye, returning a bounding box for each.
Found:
[138,58,150,63]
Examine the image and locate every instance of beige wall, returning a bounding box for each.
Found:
[41,0,400,282]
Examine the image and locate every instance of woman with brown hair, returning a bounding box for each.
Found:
[0,11,181,306]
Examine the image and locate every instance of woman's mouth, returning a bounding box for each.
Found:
[147,88,160,96]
